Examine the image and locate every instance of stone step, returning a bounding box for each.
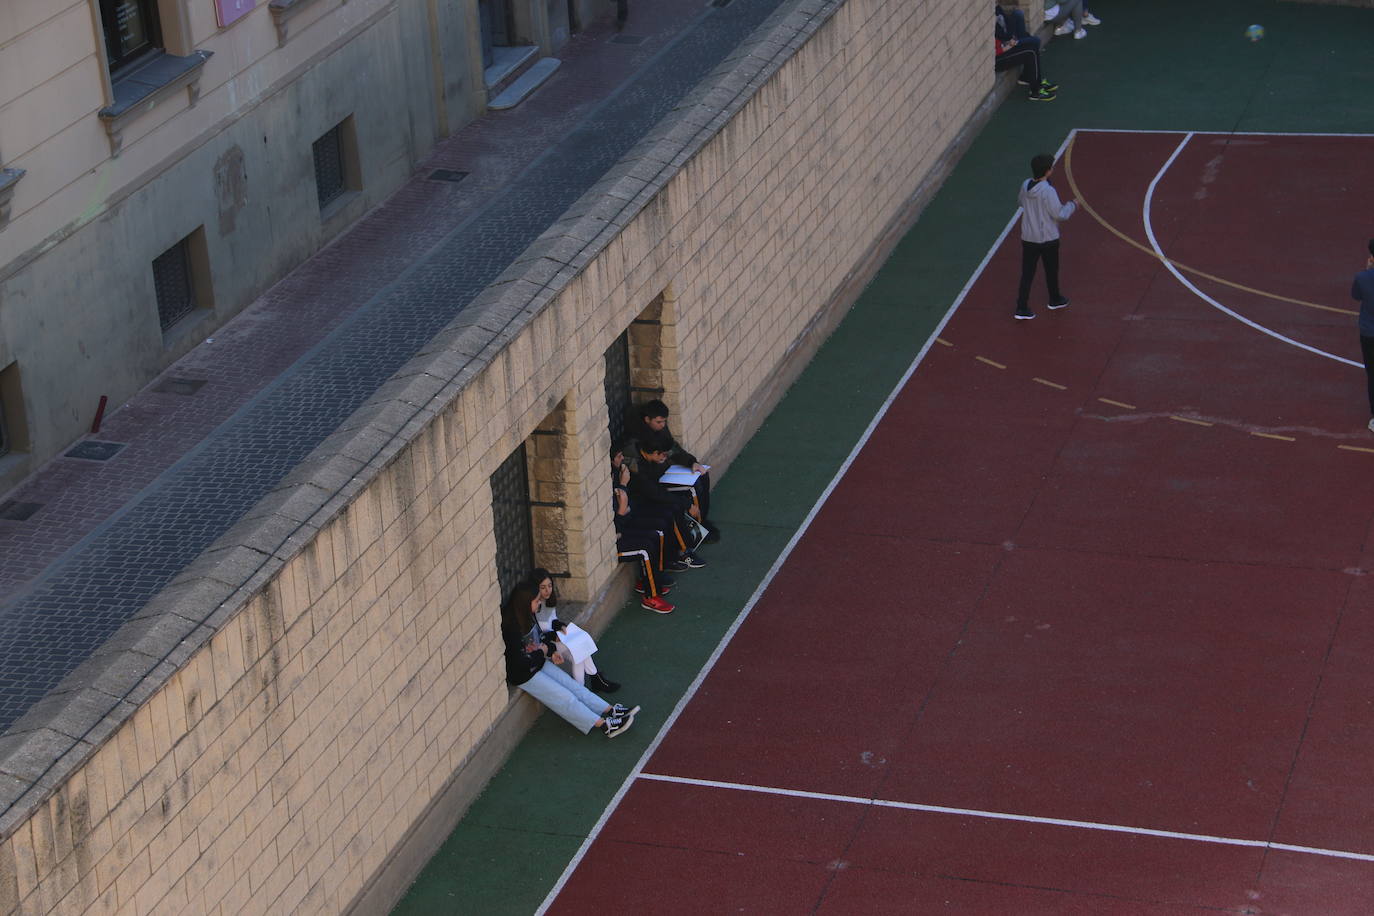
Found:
[489,57,562,111]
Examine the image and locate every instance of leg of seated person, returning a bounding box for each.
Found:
[517,668,603,733]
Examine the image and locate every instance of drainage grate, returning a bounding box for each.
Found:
[611,34,646,44]
[65,440,126,462]
[0,501,42,522]
[154,377,208,396]
[428,169,470,184]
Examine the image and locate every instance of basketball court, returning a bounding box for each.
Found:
[538,130,1374,914]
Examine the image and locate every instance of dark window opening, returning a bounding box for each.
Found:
[99,0,163,74]
[312,124,346,210]
[152,238,196,332]
[604,331,631,449]
[491,443,535,603]
[0,397,9,459]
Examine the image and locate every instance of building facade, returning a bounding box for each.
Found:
[0,0,592,493]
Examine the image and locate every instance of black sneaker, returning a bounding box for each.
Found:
[1014,306,1035,320]
[1047,297,1070,310]
[1028,87,1056,102]
[680,552,707,569]
[1040,78,1059,92]
[603,714,633,738]
[702,524,721,545]
[665,559,691,573]
[609,703,641,719]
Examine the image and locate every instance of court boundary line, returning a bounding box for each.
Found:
[635,772,1374,864]
[1071,128,1374,138]
[1141,132,1362,368]
[533,131,1075,916]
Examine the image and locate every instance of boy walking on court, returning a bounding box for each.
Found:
[1015,153,1077,320]
[1352,239,1374,432]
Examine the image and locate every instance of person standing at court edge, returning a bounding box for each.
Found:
[1351,239,1374,432]
[1014,153,1076,320]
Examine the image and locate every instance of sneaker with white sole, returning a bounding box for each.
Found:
[1083,11,1101,25]
[1053,20,1074,36]
[1014,306,1035,320]
[609,703,641,719]
[1367,417,1374,433]
[602,714,633,738]
[1073,27,1087,39]
[1043,4,1060,21]
[1047,297,1070,310]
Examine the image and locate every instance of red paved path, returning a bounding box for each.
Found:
[546,132,1374,914]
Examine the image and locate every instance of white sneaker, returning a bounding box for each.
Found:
[1043,4,1060,22]
[1053,20,1074,36]
[1367,417,1374,433]
[1083,11,1101,25]
[1073,27,1088,39]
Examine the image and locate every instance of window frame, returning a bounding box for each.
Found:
[98,0,165,75]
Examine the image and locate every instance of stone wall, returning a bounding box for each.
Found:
[0,0,991,912]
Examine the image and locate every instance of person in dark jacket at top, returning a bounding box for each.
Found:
[995,5,1057,102]
[629,433,707,570]
[500,583,639,737]
[627,399,720,543]
[1014,152,1077,320]
[1352,239,1374,433]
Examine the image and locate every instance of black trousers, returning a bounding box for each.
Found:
[1017,239,1063,310]
[1362,334,1374,416]
[994,46,1041,86]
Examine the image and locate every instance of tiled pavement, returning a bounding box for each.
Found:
[0,0,794,734]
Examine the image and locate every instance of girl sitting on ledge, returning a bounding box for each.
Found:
[500,583,638,738]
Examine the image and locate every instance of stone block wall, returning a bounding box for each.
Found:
[0,0,990,912]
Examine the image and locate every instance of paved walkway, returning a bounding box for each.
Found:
[0,0,792,734]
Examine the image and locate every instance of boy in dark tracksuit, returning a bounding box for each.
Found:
[627,399,719,542]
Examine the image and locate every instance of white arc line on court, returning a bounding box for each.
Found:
[637,773,1374,864]
[533,130,1078,915]
[1142,133,1361,369]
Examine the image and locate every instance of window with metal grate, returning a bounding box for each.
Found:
[603,331,631,449]
[313,124,346,210]
[490,443,535,603]
[152,238,196,331]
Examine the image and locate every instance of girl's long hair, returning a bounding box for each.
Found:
[528,567,558,608]
[502,583,540,634]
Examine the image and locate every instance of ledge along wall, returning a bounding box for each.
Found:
[0,0,992,912]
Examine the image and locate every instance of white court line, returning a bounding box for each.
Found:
[1141,132,1361,369]
[1082,128,1374,138]
[533,131,1078,915]
[636,773,1374,864]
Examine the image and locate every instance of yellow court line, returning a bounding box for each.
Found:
[1061,136,1358,317]
[1033,377,1067,390]
[1250,431,1296,442]
[1097,397,1137,410]
[1337,444,1374,454]
[935,338,953,347]
[976,356,1007,369]
[1171,415,1214,427]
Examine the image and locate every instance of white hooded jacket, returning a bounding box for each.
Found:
[1018,178,1076,243]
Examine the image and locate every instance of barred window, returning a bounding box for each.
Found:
[490,443,535,603]
[603,331,631,449]
[313,124,346,210]
[152,238,196,331]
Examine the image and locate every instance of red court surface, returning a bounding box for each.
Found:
[544,131,1374,914]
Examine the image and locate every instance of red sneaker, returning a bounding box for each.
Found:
[640,595,675,614]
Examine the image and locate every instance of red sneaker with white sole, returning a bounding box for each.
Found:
[640,595,675,614]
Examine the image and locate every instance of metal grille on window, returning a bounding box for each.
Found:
[313,125,346,210]
[490,443,535,604]
[603,331,631,449]
[152,240,195,331]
